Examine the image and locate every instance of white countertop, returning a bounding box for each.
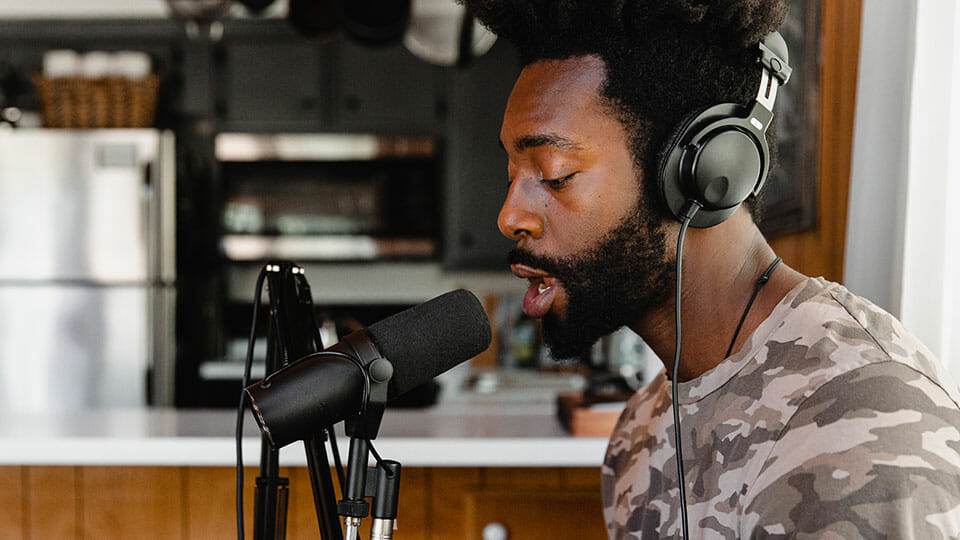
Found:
[0,399,612,467]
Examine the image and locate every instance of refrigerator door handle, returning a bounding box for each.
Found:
[144,130,177,285]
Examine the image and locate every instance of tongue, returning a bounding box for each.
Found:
[522,278,556,318]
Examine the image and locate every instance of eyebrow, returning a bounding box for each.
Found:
[498,133,584,153]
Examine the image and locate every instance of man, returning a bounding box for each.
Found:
[461,0,960,538]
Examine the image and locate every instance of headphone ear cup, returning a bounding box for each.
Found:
[657,106,710,219]
[657,107,710,221]
[658,103,768,228]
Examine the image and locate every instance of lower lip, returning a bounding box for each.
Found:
[522,282,556,318]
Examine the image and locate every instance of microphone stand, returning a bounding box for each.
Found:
[254,262,342,540]
[251,261,404,540]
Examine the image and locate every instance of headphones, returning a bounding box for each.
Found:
[658,31,792,228]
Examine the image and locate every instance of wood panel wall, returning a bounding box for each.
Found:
[768,0,863,282]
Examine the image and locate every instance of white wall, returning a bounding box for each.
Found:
[846,0,960,375]
[845,1,916,316]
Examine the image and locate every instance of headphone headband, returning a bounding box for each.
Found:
[759,32,791,85]
[658,31,791,228]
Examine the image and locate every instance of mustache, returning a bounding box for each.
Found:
[508,248,570,277]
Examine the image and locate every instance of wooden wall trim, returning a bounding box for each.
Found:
[769,0,863,282]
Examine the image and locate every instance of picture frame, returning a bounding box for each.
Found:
[759,0,821,237]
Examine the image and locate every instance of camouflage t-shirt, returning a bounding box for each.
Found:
[602,277,960,539]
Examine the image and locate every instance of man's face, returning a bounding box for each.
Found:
[498,55,672,360]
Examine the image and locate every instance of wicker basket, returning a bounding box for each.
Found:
[33,75,159,128]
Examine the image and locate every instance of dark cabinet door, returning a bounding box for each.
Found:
[220,38,330,131]
[333,40,444,133]
[442,41,520,269]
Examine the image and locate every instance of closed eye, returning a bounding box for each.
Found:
[542,172,577,188]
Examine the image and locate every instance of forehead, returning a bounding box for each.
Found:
[501,55,613,148]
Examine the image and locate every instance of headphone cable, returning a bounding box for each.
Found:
[725,256,782,358]
[671,207,782,540]
[672,201,700,540]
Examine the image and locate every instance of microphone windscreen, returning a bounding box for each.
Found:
[366,289,492,399]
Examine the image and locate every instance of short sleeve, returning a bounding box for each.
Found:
[740,361,960,539]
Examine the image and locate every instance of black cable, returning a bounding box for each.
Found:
[367,440,398,479]
[368,439,382,465]
[724,256,782,358]
[670,205,779,540]
[237,266,269,540]
[672,201,699,540]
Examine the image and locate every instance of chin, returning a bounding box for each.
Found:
[540,313,598,362]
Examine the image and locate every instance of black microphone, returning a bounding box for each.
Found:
[245,289,492,448]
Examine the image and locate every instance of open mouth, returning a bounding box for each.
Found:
[510,264,558,318]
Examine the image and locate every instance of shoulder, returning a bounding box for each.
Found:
[741,360,960,538]
[756,278,960,407]
[766,360,960,472]
[798,279,945,372]
[820,280,945,372]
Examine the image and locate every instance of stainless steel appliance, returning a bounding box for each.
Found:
[173,132,441,407]
[0,129,175,411]
[215,132,441,262]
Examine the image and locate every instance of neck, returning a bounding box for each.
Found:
[632,208,806,382]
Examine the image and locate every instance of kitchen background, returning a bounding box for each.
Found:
[6,2,960,539]
[0,0,676,414]
[1,0,955,416]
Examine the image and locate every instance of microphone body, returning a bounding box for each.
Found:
[246,289,491,448]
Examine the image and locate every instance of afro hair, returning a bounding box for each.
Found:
[460,0,789,219]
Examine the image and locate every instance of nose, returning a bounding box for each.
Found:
[497,180,544,241]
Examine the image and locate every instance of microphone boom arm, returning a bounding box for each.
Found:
[247,261,408,540]
[254,261,345,540]
[245,280,492,539]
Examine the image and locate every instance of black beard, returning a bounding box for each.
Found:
[509,199,672,361]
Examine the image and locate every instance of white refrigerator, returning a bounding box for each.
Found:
[0,129,176,411]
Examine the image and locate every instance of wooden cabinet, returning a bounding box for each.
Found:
[0,465,605,539]
[0,467,25,538]
[432,468,607,540]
